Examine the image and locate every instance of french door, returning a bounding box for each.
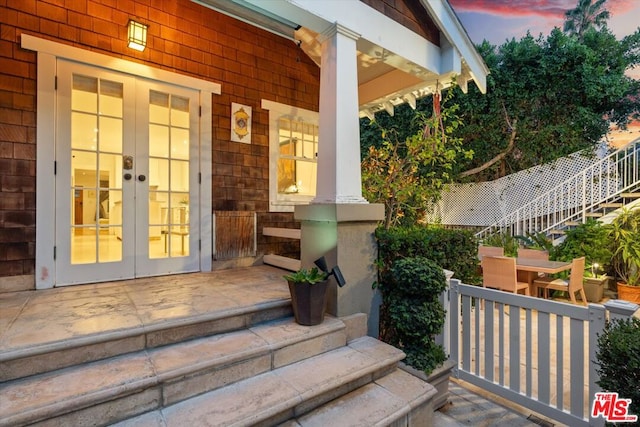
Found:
[55,60,200,285]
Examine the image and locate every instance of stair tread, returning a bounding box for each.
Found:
[114,336,407,427]
[0,317,347,426]
[291,368,435,427]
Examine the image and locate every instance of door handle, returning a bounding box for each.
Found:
[138,175,146,182]
[124,173,132,181]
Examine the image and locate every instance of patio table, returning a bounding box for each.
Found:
[515,257,572,296]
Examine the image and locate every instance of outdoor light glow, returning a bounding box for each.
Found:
[128,20,148,52]
[592,262,600,278]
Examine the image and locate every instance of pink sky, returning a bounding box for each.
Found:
[448,0,640,138]
[448,0,640,79]
[449,0,640,45]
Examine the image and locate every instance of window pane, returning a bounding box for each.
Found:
[295,160,317,196]
[99,80,123,118]
[278,158,296,193]
[149,124,169,157]
[72,75,97,113]
[171,96,189,127]
[99,117,122,153]
[149,158,169,191]
[170,160,189,192]
[275,115,318,197]
[149,91,169,124]
[71,113,97,150]
[171,128,189,160]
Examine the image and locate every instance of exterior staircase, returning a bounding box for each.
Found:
[0,266,436,426]
[476,138,640,241]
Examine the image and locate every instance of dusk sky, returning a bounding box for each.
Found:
[448,0,640,46]
[447,0,640,141]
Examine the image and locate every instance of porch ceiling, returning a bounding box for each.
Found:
[193,0,487,119]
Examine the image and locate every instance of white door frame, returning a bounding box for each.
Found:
[22,34,220,289]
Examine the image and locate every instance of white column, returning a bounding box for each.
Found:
[313,23,368,204]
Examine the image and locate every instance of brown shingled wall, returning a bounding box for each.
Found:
[0,0,319,281]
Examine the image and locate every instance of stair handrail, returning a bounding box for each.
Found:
[475,138,640,240]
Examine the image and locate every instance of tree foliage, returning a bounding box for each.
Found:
[361,91,471,228]
[361,1,640,184]
[450,25,640,181]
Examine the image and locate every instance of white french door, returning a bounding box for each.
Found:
[55,60,200,285]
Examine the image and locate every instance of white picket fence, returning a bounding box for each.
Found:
[445,279,638,426]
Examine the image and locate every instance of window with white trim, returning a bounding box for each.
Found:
[262,100,319,212]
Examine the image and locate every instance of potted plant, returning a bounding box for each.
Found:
[284,267,329,326]
[609,207,640,303]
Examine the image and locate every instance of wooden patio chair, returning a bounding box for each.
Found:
[482,256,530,295]
[517,248,549,287]
[533,256,587,305]
[478,245,504,262]
[478,245,504,275]
[517,248,549,260]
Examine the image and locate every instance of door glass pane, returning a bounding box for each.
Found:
[171,128,189,159]
[149,90,190,258]
[99,117,123,153]
[170,160,189,191]
[70,75,123,264]
[71,113,97,150]
[149,158,169,191]
[149,124,169,157]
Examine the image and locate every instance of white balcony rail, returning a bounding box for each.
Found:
[475,138,640,240]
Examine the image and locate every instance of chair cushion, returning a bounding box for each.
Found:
[534,277,567,287]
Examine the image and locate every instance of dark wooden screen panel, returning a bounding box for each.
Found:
[213,211,256,260]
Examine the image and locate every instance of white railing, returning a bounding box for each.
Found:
[475,139,640,240]
[448,279,638,427]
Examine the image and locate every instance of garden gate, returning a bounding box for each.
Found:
[445,279,637,426]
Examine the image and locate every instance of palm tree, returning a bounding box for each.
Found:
[563,0,610,39]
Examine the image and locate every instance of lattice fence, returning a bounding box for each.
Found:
[429,148,609,227]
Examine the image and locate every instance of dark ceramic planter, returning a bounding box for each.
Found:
[287,279,329,326]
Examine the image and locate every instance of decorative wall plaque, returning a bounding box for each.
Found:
[231,102,252,143]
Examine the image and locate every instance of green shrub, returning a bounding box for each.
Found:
[375,225,478,373]
[595,317,640,418]
[376,225,479,285]
[551,219,612,275]
[482,231,519,257]
[383,256,447,373]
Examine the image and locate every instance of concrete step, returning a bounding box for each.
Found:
[111,336,417,427]
[283,368,436,426]
[0,295,293,382]
[0,316,349,426]
[263,254,301,272]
